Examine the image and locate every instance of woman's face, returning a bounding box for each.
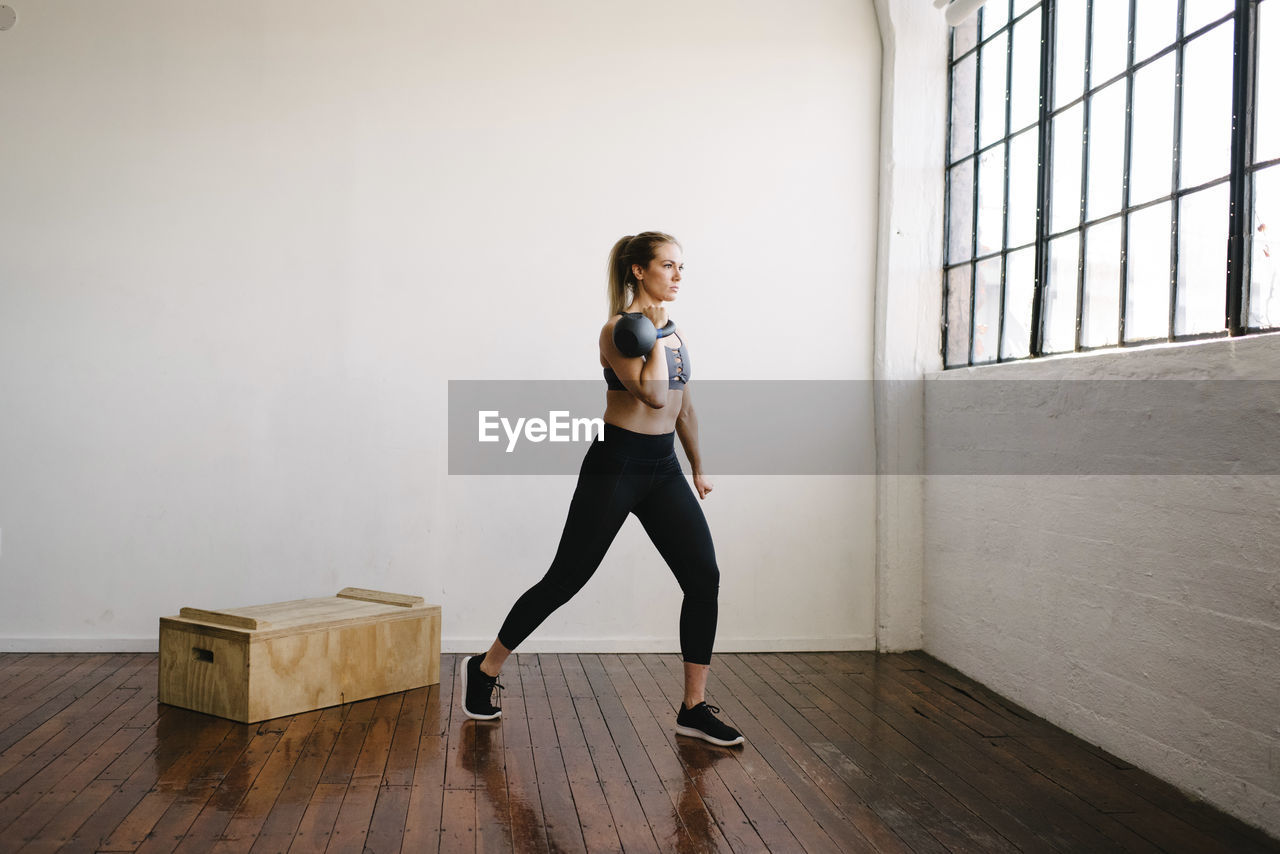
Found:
[634,243,684,302]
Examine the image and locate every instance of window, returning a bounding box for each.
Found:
[944,0,1279,367]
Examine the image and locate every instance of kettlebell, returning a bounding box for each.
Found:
[614,312,676,358]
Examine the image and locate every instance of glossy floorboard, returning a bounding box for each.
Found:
[0,651,1275,853]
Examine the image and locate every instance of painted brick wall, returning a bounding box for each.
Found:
[923,333,1280,838]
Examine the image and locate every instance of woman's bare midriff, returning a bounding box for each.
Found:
[603,387,683,434]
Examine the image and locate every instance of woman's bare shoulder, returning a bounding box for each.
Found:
[599,314,623,344]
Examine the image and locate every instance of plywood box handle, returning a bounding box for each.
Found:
[337,587,424,607]
[178,608,265,630]
[192,647,214,663]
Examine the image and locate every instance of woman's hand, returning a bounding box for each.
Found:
[641,303,668,333]
[693,473,714,500]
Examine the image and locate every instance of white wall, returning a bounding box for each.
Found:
[0,1,882,652]
[923,337,1280,838]
[870,0,947,651]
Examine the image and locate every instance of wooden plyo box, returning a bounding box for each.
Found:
[158,588,441,723]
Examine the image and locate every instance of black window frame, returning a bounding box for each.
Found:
[943,0,1275,368]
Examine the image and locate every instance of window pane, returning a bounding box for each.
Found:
[1126,201,1173,341]
[1013,0,1038,16]
[1184,0,1235,35]
[1082,219,1123,347]
[1051,103,1084,233]
[951,53,977,162]
[1257,0,1279,164]
[1055,0,1088,108]
[980,32,1010,148]
[1248,165,1280,329]
[1180,23,1234,189]
[1130,54,1175,205]
[949,161,976,264]
[1134,0,1178,63]
[1091,0,1131,86]
[946,265,974,366]
[973,257,1003,363]
[983,0,1010,37]
[1008,129,1040,248]
[1176,184,1229,335]
[1010,9,1043,132]
[1002,247,1035,358]
[977,144,1007,256]
[954,11,979,57]
[1044,232,1081,353]
[1087,80,1127,221]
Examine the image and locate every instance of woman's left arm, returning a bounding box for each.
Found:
[676,383,714,499]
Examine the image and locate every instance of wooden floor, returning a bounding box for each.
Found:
[0,652,1275,853]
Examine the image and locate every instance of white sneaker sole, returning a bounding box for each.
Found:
[675,724,744,747]
[460,655,501,721]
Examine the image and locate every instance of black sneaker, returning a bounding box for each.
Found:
[460,654,502,721]
[675,702,744,746]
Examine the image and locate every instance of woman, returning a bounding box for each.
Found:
[460,231,744,747]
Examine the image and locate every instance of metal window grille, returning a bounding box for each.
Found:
[943,0,1276,368]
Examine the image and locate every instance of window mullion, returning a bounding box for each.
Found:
[943,30,956,362]
[1032,0,1057,357]
[1227,0,1257,334]
[1076,0,1096,352]
[1168,0,1188,341]
[969,14,984,366]
[1119,0,1137,348]
[1000,0,1014,361]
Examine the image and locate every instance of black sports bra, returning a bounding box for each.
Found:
[603,315,690,392]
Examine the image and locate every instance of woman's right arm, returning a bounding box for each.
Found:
[600,319,669,409]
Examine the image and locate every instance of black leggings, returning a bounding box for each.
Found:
[496,423,720,665]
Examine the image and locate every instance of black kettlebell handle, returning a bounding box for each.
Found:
[622,311,676,337]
